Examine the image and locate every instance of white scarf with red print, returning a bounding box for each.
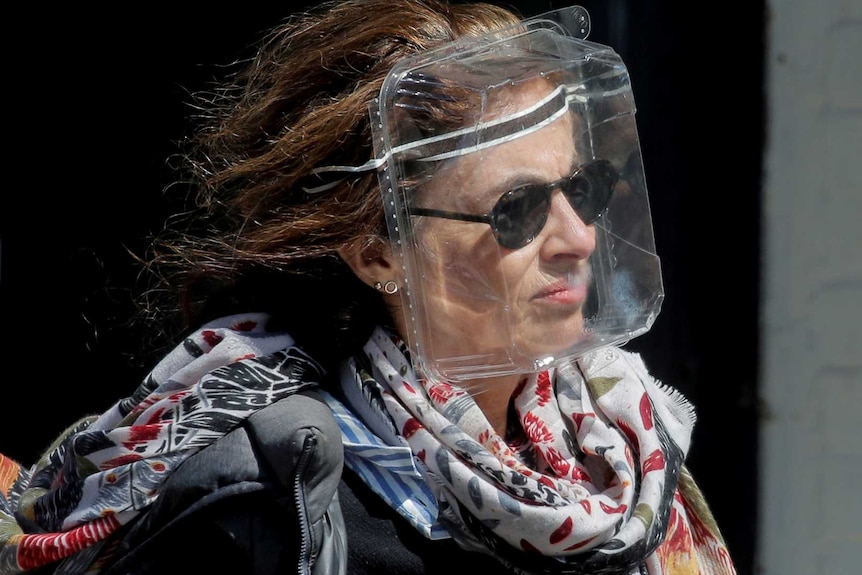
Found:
[355,327,736,575]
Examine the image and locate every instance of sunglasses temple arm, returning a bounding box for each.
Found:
[410,207,491,224]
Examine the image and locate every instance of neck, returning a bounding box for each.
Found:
[464,374,524,436]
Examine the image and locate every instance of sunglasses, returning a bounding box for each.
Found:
[410,159,618,249]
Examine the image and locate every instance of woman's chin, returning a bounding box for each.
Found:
[514,314,586,363]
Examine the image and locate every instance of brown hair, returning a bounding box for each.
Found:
[139,0,522,364]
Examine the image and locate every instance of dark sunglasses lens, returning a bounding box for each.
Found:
[491,186,550,249]
[563,160,617,224]
[488,160,617,249]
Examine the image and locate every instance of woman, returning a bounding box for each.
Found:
[0,1,736,574]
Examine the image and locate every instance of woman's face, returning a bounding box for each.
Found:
[408,85,597,378]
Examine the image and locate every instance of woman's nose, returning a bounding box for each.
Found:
[537,189,596,261]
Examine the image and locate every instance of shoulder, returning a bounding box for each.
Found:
[247,389,344,491]
[106,389,345,575]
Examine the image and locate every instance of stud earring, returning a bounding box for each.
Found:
[374,280,399,294]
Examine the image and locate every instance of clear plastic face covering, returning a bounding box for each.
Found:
[363,6,663,383]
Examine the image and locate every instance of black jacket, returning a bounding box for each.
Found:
[102,390,347,575]
[99,388,512,575]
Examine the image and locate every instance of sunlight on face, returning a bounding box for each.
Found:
[410,81,597,379]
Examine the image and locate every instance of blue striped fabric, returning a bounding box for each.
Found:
[320,390,451,540]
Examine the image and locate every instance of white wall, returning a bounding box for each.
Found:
[759,1,862,574]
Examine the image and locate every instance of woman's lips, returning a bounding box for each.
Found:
[532,265,592,305]
[532,280,588,305]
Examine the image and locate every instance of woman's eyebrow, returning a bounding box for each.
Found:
[492,160,580,193]
[475,174,534,203]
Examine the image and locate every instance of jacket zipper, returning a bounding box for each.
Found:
[293,433,317,575]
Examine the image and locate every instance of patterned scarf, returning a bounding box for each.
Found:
[342,327,736,575]
[0,313,324,574]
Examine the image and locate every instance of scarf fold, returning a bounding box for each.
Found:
[338,327,735,575]
[0,313,324,574]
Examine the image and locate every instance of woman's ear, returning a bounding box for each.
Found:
[337,238,399,292]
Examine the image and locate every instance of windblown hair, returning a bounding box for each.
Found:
[139,0,522,364]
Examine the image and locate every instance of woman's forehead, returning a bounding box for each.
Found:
[435,110,578,191]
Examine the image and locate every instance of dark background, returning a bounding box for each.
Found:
[1,1,763,573]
